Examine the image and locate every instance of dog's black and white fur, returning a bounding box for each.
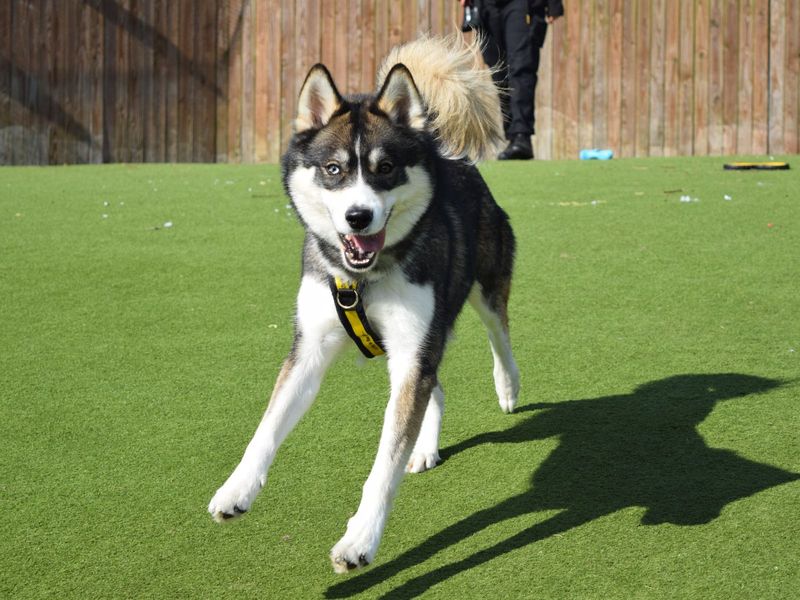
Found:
[208,36,520,573]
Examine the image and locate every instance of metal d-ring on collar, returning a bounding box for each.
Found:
[335,286,360,310]
[328,276,386,358]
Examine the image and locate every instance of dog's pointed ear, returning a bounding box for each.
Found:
[295,64,343,133]
[375,64,427,130]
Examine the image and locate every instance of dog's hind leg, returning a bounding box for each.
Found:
[469,282,520,414]
[208,276,345,522]
[406,380,444,473]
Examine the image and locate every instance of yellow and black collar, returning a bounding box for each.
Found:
[329,277,385,358]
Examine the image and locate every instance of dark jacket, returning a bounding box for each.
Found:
[530,0,564,18]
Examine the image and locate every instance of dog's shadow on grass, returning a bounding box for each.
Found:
[326,373,799,599]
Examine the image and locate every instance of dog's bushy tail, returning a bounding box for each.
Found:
[377,34,504,162]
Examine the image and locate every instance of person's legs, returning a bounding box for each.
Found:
[500,0,536,139]
[480,2,511,137]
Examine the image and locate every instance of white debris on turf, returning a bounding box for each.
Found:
[163,221,173,228]
[724,194,732,201]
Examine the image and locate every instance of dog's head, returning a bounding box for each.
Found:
[282,64,434,273]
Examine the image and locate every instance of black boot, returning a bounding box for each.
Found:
[498,134,533,160]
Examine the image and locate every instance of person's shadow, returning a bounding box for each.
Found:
[326,373,799,599]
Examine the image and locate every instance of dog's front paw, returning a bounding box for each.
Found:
[406,449,440,473]
[208,469,264,523]
[495,364,520,414]
[499,393,517,414]
[330,522,380,574]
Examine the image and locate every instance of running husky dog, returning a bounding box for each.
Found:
[208,35,520,573]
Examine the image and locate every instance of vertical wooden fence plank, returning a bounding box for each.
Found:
[562,1,582,159]
[634,0,651,156]
[258,0,282,162]
[0,0,12,164]
[194,1,216,162]
[769,0,786,154]
[177,1,195,162]
[11,0,31,164]
[548,9,568,159]
[752,0,769,153]
[85,0,102,163]
[87,3,104,163]
[144,0,159,163]
[677,0,694,156]
[127,0,146,163]
[388,2,403,52]
[417,0,430,34]
[279,0,295,153]
[63,0,83,163]
[549,10,566,159]
[708,0,724,154]
[348,0,364,94]
[74,1,90,163]
[447,1,461,32]
[254,0,269,162]
[722,0,739,155]
[648,0,665,156]
[320,1,335,66]
[402,0,416,40]
[266,0,283,161]
[577,0,594,153]
[361,0,376,92]
[39,0,53,164]
[737,0,754,155]
[693,0,710,155]
[165,2,179,162]
[293,0,308,114]
[429,0,443,36]
[149,1,167,163]
[35,0,49,164]
[591,0,608,149]
[305,0,321,77]
[606,0,623,157]
[240,0,254,163]
[332,0,349,88]
[215,0,229,162]
[374,0,390,70]
[784,0,800,153]
[619,0,637,157]
[227,0,243,163]
[534,12,553,160]
[663,0,680,156]
[116,0,132,163]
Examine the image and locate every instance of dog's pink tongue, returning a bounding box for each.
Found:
[349,228,386,253]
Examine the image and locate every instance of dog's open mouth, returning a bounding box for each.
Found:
[340,229,386,270]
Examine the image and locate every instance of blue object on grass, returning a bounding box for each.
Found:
[580,149,614,160]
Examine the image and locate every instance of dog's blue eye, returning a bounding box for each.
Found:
[378,161,394,175]
[325,163,341,176]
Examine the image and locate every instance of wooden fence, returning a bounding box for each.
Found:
[1,0,798,165]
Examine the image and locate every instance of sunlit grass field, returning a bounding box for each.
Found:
[1,156,798,598]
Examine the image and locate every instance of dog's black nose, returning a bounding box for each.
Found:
[345,207,373,231]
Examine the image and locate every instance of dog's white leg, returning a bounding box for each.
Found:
[208,276,344,522]
[330,281,436,572]
[406,382,443,473]
[469,285,520,414]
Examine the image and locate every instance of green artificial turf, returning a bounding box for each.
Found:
[1,156,798,599]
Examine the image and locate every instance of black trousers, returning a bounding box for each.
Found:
[480,0,549,138]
